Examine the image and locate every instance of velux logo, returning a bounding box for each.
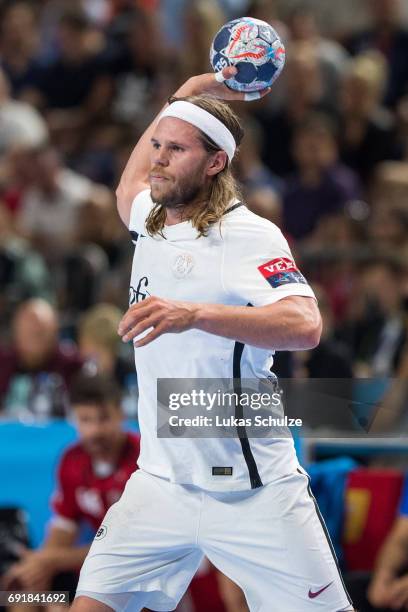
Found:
[258,257,298,277]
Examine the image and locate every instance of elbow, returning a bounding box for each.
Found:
[302,315,322,350]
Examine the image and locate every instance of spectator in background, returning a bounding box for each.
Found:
[368,207,408,254]
[245,187,282,228]
[108,7,170,124]
[346,0,408,108]
[0,203,54,332]
[0,68,48,156]
[367,477,408,611]
[11,144,103,257]
[339,51,402,185]
[0,1,41,98]
[77,303,134,387]
[255,42,335,177]
[235,117,283,196]
[283,113,360,241]
[294,285,353,379]
[0,299,82,418]
[1,371,140,608]
[339,257,407,378]
[23,8,112,149]
[287,2,350,107]
[180,0,225,79]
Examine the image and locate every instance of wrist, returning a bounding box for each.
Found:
[175,76,200,98]
[192,303,208,330]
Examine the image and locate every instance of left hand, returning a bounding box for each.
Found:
[118,296,199,347]
[2,548,57,591]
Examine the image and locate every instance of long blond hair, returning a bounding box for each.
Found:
[145,95,244,238]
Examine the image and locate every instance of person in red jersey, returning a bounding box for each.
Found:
[2,371,140,610]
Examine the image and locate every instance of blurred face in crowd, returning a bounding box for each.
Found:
[289,10,318,41]
[293,127,337,172]
[369,209,408,246]
[370,0,400,28]
[13,300,58,368]
[127,12,160,66]
[58,22,87,61]
[246,188,282,226]
[78,336,115,374]
[286,46,323,105]
[362,263,403,315]
[9,147,59,190]
[0,2,37,50]
[149,117,224,210]
[341,74,378,118]
[73,402,123,458]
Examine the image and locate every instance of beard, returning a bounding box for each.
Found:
[150,164,207,209]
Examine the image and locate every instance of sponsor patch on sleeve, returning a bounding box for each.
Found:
[258,257,307,288]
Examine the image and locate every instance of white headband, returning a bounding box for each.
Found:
[159,101,236,161]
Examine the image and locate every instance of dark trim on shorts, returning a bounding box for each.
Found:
[233,337,263,490]
[297,468,354,607]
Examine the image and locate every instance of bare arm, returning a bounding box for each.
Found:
[1,524,89,590]
[118,295,321,351]
[42,524,90,571]
[115,66,270,226]
[368,517,408,607]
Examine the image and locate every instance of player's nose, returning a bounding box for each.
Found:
[153,148,170,167]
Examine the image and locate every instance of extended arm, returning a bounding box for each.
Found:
[368,517,408,608]
[118,295,321,351]
[1,524,89,591]
[42,524,90,571]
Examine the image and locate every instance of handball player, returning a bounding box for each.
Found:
[71,67,355,612]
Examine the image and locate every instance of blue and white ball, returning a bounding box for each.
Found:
[210,17,285,93]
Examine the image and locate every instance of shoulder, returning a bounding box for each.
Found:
[221,205,287,248]
[128,188,154,231]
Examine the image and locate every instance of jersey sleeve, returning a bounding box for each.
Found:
[128,188,155,233]
[51,453,81,526]
[223,216,316,307]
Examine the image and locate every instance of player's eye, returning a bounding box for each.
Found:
[170,145,184,152]
[152,142,160,149]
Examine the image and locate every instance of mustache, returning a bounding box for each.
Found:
[150,169,172,179]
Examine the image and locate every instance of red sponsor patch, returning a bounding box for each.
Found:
[258,257,298,278]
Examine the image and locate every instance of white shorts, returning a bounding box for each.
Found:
[76,468,353,612]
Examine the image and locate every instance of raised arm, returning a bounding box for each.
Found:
[115,67,270,226]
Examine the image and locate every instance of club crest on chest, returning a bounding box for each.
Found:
[172,253,195,279]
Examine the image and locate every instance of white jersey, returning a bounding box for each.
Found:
[128,189,315,491]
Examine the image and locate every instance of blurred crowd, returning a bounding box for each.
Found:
[0,0,408,426]
[1,2,408,611]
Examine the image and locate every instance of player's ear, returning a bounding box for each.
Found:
[206,151,228,176]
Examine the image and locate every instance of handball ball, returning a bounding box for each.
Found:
[210,17,285,93]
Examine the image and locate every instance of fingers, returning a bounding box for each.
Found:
[134,322,167,348]
[122,313,161,343]
[214,71,226,83]
[244,87,272,101]
[214,66,237,83]
[118,299,155,338]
